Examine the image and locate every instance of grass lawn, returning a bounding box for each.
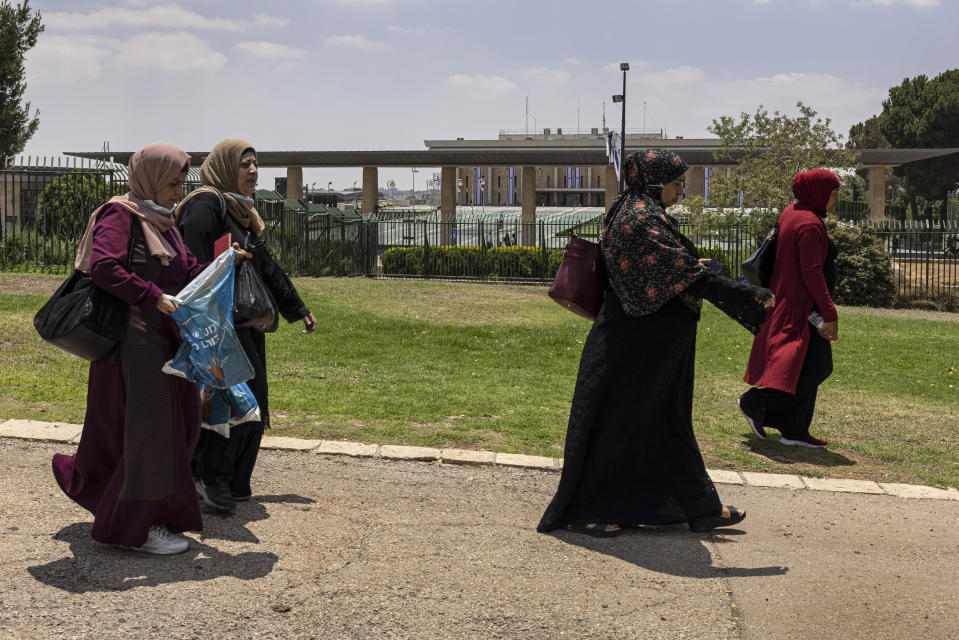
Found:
[1,273,957,489]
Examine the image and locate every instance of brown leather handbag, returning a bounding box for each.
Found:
[548,234,606,321]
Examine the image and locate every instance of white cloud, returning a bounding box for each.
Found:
[657,70,886,138]
[235,41,306,70]
[323,34,388,50]
[45,3,289,32]
[388,25,428,34]
[335,0,397,4]
[118,31,227,71]
[566,58,584,66]
[635,65,708,91]
[25,34,110,81]
[852,0,939,6]
[446,74,518,96]
[516,67,571,89]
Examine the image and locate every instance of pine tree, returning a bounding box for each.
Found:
[0,0,43,160]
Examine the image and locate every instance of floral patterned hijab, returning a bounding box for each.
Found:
[602,150,707,317]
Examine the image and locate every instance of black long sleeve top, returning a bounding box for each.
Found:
[176,191,310,324]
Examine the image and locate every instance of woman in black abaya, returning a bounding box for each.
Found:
[538,150,775,537]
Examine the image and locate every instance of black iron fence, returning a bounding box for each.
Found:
[3,160,958,303]
[865,219,959,300]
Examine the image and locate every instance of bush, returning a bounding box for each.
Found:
[37,171,124,244]
[696,246,733,278]
[827,220,895,307]
[382,245,564,280]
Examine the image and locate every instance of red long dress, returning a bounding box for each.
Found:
[744,205,837,394]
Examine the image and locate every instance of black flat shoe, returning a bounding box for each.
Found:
[689,506,746,532]
[563,522,623,538]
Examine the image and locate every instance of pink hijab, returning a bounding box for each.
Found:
[75,142,191,270]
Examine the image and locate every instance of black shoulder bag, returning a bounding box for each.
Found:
[741,225,778,287]
[207,187,279,333]
[34,214,137,361]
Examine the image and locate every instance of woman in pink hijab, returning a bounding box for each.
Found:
[52,142,208,554]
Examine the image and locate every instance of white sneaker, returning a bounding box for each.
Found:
[129,525,189,555]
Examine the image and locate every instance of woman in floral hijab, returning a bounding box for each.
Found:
[538,150,774,537]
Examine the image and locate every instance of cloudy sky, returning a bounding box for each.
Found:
[20,0,958,190]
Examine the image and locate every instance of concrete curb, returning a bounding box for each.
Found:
[4,418,957,501]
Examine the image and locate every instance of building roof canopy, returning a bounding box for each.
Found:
[65,140,959,169]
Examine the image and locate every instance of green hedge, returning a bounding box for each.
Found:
[696,246,734,278]
[828,221,896,307]
[382,245,565,279]
[383,244,740,282]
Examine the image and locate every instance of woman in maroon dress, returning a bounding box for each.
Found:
[739,169,841,448]
[52,142,208,554]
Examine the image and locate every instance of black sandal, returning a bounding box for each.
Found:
[689,506,746,532]
[563,522,623,538]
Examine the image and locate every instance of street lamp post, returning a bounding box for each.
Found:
[612,62,629,193]
[479,177,486,214]
[411,167,418,214]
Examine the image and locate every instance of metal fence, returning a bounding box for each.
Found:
[2,159,958,302]
[865,219,959,300]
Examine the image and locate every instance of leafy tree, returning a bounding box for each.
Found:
[701,101,860,231]
[847,116,906,205]
[847,115,889,151]
[871,70,959,216]
[37,170,124,243]
[0,0,43,159]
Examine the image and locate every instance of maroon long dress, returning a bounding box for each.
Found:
[52,203,207,547]
[743,205,837,394]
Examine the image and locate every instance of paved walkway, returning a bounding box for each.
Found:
[2,421,958,639]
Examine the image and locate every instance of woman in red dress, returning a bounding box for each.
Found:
[739,169,841,448]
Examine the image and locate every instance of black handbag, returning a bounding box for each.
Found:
[741,225,778,287]
[233,257,279,333]
[33,215,136,361]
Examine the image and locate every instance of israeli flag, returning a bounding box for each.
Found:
[605,131,614,160]
[613,146,622,182]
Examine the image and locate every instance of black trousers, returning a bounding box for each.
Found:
[741,330,833,440]
[192,422,263,497]
[192,327,269,498]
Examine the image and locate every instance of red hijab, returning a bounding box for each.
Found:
[791,169,840,213]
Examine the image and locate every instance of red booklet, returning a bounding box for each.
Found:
[214,233,232,257]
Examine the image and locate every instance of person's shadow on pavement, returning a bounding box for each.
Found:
[742,438,854,468]
[197,493,317,544]
[550,526,788,579]
[27,522,279,594]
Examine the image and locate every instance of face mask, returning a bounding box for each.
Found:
[144,199,175,214]
[226,191,251,201]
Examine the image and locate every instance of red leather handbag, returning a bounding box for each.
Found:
[548,234,607,321]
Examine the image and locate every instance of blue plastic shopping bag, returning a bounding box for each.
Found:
[201,382,261,437]
[162,248,254,388]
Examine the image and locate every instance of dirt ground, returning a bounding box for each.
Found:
[0,272,62,295]
[3,437,959,639]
